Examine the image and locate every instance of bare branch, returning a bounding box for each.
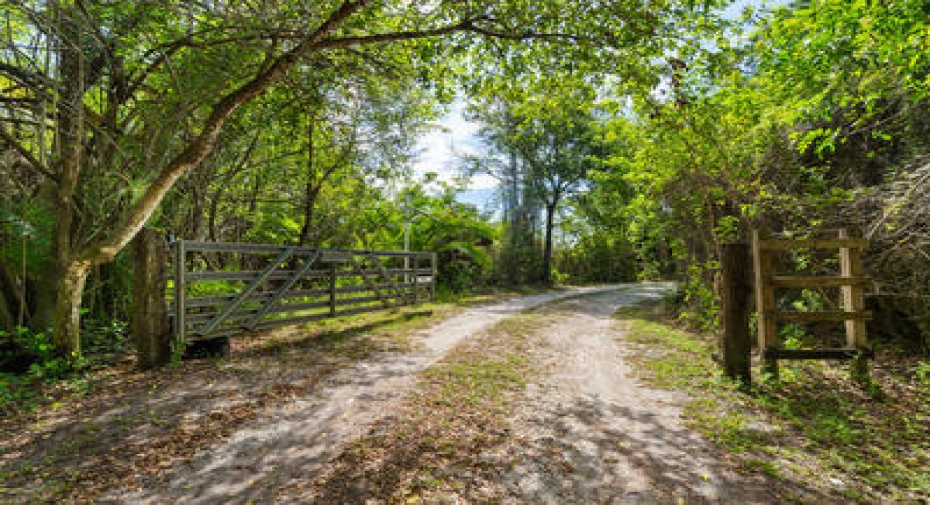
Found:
[0,125,56,180]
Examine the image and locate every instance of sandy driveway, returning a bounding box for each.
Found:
[496,287,776,503]
[108,285,625,503]
[104,283,784,504]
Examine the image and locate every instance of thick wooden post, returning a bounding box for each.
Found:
[839,229,869,380]
[131,228,171,369]
[173,239,186,351]
[752,230,779,379]
[720,242,752,385]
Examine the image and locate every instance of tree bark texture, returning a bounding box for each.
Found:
[131,229,171,369]
[299,118,317,246]
[542,202,556,285]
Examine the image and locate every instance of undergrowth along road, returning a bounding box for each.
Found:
[616,303,930,503]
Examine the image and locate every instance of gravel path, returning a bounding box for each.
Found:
[497,286,777,503]
[106,284,788,504]
[108,286,621,504]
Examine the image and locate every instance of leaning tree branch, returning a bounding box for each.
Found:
[314,16,602,50]
[76,0,371,267]
[312,18,480,49]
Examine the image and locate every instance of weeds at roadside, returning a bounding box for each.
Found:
[614,303,930,503]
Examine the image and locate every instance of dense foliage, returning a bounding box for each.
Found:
[600,0,930,344]
[1,0,928,373]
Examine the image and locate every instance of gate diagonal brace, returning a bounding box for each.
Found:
[244,249,321,330]
[370,253,406,304]
[197,247,296,338]
[350,256,390,308]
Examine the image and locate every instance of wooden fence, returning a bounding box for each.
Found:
[718,229,873,384]
[131,229,436,368]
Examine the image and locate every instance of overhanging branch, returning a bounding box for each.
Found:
[0,126,56,180]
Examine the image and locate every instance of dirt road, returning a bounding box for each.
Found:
[109,285,624,503]
[494,288,775,503]
[109,284,776,503]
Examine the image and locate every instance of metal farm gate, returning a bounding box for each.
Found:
[168,240,436,344]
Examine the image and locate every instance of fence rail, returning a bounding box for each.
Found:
[751,229,871,379]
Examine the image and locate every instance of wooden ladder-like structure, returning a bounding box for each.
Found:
[751,229,873,379]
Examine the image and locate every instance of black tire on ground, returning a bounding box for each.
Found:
[184,337,230,359]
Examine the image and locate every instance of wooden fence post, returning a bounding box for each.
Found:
[720,242,752,385]
[839,229,869,381]
[430,252,438,301]
[412,255,419,305]
[131,228,171,369]
[329,262,337,317]
[752,230,779,380]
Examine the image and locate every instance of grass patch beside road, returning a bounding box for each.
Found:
[302,313,554,503]
[614,302,930,503]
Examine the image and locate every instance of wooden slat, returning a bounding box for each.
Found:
[840,228,869,378]
[181,241,312,254]
[334,305,388,318]
[181,240,432,259]
[174,240,187,345]
[761,348,874,360]
[768,275,872,288]
[753,230,778,377]
[758,238,868,251]
[771,310,873,322]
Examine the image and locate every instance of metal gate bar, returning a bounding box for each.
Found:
[169,240,435,343]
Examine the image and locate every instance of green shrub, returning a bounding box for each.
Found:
[82,318,129,356]
[0,327,73,379]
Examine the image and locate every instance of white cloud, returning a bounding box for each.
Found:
[469,173,499,190]
[413,100,485,189]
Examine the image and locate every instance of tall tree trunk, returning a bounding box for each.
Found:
[45,0,367,357]
[299,186,321,246]
[542,201,556,285]
[506,146,520,284]
[52,259,91,356]
[0,265,18,331]
[48,5,86,354]
[299,118,317,245]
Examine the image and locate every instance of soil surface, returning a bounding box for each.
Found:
[5,285,785,503]
[106,285,622,504]
[491,287,776,503]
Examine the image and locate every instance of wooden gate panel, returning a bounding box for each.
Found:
[168,241,435,344]
[751,229,872,379]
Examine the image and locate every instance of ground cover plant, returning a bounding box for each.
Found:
[615,302,930,503]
